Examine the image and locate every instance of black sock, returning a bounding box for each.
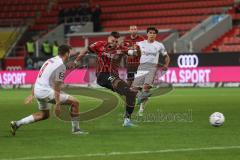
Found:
[125,106,134,118]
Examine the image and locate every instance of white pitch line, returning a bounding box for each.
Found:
[1,145,240,160]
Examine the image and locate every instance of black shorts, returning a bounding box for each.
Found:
[127,72,136,81]
[96,72,114,91]
[127,65,138,81]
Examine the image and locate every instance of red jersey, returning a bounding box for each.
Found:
[124,35,145,67]
[88,41,128,76]
[124,35,145,46]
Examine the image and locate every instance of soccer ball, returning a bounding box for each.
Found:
[209,112,225,127]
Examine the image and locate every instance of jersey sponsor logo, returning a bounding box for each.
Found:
[177,55,199,68]
[143,52,157,56]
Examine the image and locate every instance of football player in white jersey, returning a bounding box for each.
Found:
[132,27,170,116]
[10,45,87,135]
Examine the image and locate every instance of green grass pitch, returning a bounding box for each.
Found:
[0,88,240,160]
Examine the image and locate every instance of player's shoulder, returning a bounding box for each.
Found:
[55,58,66,71]
[124,35,131,40]
[51,56,66,68]
[97,41,107,45]
[90,41,107,47]
[137,35,145,41]
[44,56,66,72]
[49,56,61,64]
[136,40,147,45]
[58,63,66,71]
[154,41,165,48]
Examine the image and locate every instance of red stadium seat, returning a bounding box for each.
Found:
[102,15,206,27]
[98,0,234,35]
[218,45,240,52]
[30,25,49,31]
[92,0,186,7]
[204,26,240,52]
[101,0,233,13]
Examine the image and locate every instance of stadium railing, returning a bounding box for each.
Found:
[175,14,232,53]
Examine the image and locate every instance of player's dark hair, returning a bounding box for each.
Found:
[58,44,71,56]
[110,31,120,38]
[147,26,158,34]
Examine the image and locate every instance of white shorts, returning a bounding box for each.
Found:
[34,88,70,110]
[132,63,157,87]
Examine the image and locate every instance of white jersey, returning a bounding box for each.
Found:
[137,40,167,64]
[34,56,66,99]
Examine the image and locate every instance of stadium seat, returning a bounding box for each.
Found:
[101,8,223,20]
[101,0,233,13]
[223,37,240,44]
[97,0,234,35]
[92,0,183,7]
[204,25,240,52]
[218,45,240,52]
[102,15,206,27]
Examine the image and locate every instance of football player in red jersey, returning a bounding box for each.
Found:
[124,25,145,86]
[72,31,140,127]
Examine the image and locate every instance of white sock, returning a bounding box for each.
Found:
[137,91,142,99]
[16,115,35,127]
[71,117,80,131]
[139,103,144,112]
[124,118,130,123]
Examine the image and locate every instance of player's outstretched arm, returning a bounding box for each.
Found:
[24,85,34,104]
[163,54,170,70]
[127,44,141,56]
[135,44,141,56]
[160,54,170,77]
[74,48,89,65]
[54,81,62,116]
[67,48,89,69]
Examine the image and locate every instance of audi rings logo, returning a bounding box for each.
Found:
[177,55,199,68]
[6,66,22,71]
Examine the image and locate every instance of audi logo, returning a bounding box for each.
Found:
[177,55,199,68]
[6,66,22,71]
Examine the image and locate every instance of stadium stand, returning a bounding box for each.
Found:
[0,0,48,27]
[1,0,239,59]
[0,0,50,57]
[92,0,234,33]
[204,4,240,52]
[0,0,90,58]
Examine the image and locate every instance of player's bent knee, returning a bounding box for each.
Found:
[143,84,151,91]
[112,78,131,95]
[65,96,79,107]
[70,105,79,117]
[72,100,79,107]
[41,110,50,120]
[71,102,79,116]
[71,99,79,113]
